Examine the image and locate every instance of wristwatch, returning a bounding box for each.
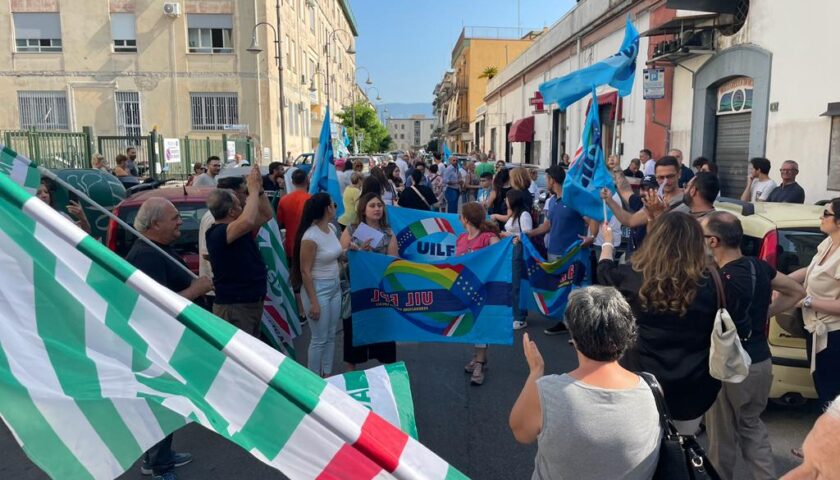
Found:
[803,295,813,309]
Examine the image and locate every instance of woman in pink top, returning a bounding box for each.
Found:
[457,202,501,385]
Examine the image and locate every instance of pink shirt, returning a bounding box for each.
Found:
[456,231,497,255]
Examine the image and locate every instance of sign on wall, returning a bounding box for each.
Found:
[643,68,666,100]
[163,138,181,164]
[717,77,753,116]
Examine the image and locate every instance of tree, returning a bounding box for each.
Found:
[336,102,392,153]
[478,66,498,80]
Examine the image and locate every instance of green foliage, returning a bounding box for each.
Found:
[336,102,392,153]
[478,66,498,80]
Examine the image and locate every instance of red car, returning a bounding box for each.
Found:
[106,186,213,273]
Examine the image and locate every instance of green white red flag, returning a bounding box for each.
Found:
[0,151,467,480]
[257,218,302,355]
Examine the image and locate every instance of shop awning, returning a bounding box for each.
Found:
[508,116,534,142]
[665,0,740,14]
[640,13,718,37]
[585,91,622,121]
[820,102,840,117]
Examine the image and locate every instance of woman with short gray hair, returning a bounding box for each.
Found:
[510,286,662,480]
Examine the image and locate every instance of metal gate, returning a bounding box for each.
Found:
[714,113,751,197]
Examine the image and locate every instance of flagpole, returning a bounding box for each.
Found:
[38,167,197,279]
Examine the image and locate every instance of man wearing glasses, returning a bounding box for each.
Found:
[767,160,806,204]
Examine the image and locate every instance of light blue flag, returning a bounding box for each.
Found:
[519,235,587,318]
[539,17,640,110]
[309,106,344,216]
[342,127,351,147]
[563,88,615,222]
[387,206,464,262]
[349,238,514,346]
[442,144,452,162]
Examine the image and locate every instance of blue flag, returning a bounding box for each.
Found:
[349,238,514,346]
[519,235,587,318]
[563,88,615,222]
[309,106,344,216]
[539,17,639,110]
[387,206,464,262]
[342,127,351,147]
[442,143,452,162]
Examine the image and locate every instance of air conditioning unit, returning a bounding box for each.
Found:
[163,3,181,17]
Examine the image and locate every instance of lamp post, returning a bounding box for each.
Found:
[350,67,373,154]
[323,29,356,117]
[246,1,286,162]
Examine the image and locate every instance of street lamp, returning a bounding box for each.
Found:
[323,28,356,116]
[246,2,286,162]
[348,67,375,154]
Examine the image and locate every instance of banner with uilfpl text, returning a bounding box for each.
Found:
[349,238,514,346]
[519,235,588,318]
[387,206,465,262]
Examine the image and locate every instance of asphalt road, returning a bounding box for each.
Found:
[0,312,823,480]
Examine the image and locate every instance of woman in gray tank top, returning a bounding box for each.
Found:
[509,286,662,480]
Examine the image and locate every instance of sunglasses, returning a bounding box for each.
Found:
[823,210,836,218]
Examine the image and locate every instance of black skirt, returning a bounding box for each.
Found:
[342,316,397,365]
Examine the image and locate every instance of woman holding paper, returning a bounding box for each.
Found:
[457,202,501,386]
[340,193,398,371]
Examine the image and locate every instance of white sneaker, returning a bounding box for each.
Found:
[513,320,528,330]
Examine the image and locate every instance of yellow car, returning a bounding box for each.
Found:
[715,199,824,404]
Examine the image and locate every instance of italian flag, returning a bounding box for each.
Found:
[0,166,466,479]
[409,218,455,239]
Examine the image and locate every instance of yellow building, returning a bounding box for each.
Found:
[0,0,358,164]
[436,27,538,153]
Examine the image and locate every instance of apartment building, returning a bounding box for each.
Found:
[0,0,358,162]
[387,115,435,152]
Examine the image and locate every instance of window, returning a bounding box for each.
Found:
[830,115,840,190]
[285,35,292,67]
[14,13,62,53]
[190,93,238,130]
[187,14,233,54]
[116,91,141,137]
[309,6,315,32]
[18,91,69,130]
[290,40,297,72]
[111,13,137,52]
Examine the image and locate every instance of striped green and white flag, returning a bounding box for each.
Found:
[328,362,418,440]
[257,218,302,355]
[0,144,41,193]
[0,172,467,479]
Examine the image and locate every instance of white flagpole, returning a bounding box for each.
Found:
[38,167,197,279]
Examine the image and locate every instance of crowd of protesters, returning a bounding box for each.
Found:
[81,142,839,480]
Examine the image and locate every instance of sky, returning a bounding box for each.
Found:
[350,0,576,105]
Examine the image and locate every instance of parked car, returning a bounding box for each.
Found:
[346,156,373,173]
[715,198,825,404]
[106,186,213,274]
[291,153,315,174]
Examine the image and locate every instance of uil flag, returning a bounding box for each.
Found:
[539,17,640,110]
[0,169,466,479]
[519,236,587,318]
[442,144,452,162]
[0,144,41,193]
[256,218,302,355]
[563,87,615,222]
[387,206,464,262]
[309,106,344,216]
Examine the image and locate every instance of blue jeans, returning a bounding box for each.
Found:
[445,187,460,213]
[512,242,526,322]
[303,277,342,376]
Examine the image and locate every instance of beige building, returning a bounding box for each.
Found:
[387,115,435,152]
[0,0,358,163]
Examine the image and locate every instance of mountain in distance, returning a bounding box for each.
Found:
[379,103,433,119]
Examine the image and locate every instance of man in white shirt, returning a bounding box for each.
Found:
[395,155,409,181]
[193,156,221,187]
[740,157,778,202]
[640,148,655,176]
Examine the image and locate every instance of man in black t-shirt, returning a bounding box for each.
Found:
[205,165,274,336]
[701,211,806,480]
[399,168,438,210]
[126,197,213,480]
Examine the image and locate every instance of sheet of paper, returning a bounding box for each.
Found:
[352,222,385,248]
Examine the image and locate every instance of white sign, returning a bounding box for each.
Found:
[226,141,236,161]
[223,124,248,131]
[163,138,181,164]
[643,68,666,100]
[263,147,271,162]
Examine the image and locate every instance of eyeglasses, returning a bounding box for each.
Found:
[655,174,677,181]
[822,210,836,218]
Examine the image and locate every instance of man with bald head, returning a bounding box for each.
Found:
[701,210,805,480]
[125,197,213,479]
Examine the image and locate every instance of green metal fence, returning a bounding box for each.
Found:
[3,128,92,169]
[2,128,254,181]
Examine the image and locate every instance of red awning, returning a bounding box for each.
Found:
[585,91,622,120]
[508,116,535,142]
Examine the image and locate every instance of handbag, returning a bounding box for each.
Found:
[640,372,721,480]
[411,185,433,210]
[708,267,752,383]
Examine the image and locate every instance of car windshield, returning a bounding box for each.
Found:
[115,203,208,257]
[536,172,547,188]
[776,228,825,274]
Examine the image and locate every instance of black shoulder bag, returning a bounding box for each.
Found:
[639,372,721,480]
